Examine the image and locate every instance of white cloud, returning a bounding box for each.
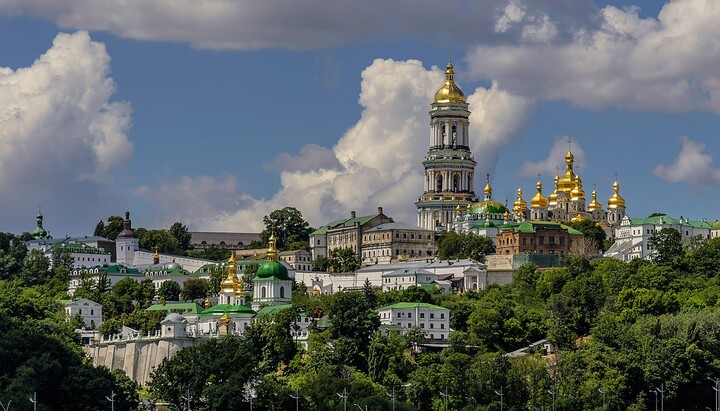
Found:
[0,31,132,234]
[467,0,720,113]
[0,0,593,50]
[654,136,720,186]
[137,59,534,231]
[517,137,586,179]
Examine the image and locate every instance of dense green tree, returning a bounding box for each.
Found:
[136,228,183,255]
[312,255,330,271]
[437,231,495,262]
[258,207,313,251]
[19,249,51,286]
[101,215,124,240]
[181,278,210,301]
[187,246,231,261]
[136,279,157,308]
[169,222,192,252]
[244,307,298,373]
[328,291,380,371]
[564,219,607,252]
[158,281,181,301]
[149,336,257,410]
[648,227,683,266]
[93,220,106,237]
[329,247,360,272]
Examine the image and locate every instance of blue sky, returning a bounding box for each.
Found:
[1,0,720,236]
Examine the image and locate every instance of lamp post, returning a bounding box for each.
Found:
[181,389,190,411]
[337,388,348,411]
[0,400,11,411]
[710,377,720,411]
[598,388,606,410]
[353,404,367,411]
[29,392,37,411]
[655,384,664,411]
[439,383,449,411]
[105,391,115,411]
[547,388,555,411]
[289,388,300,411]
[494,386,504,411]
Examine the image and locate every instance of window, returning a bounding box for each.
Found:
[280,286,285,298]
[397,313,401,318]
[408,313,412,318]
[261,287,267,298]
[440,313,444,319]
[539,236,544,245]
[441,324,445,329]
[430,324,434,329]
[408,323,412,328]
[430,313,434,319]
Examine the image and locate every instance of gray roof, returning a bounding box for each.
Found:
[161,313,188,324]
[364,222,433,233]
[25,235,111,246]
[382,268,436,277]
[189,231,260,246]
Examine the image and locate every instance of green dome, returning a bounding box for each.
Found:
[481,219,496,228]
[470,200,508,215]
[255,261,291,281]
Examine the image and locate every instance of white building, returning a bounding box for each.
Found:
[604,215,712,261]
[381,268,439,292]
[63,298,103,329]
[378,302,451,342]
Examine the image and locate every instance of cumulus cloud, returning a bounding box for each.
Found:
[467,0,720,113]
[517,137,586,179]
[265,144,341,173]
[0,31,132,234]
[0,0,595,50]
[137,59,534,231]
[654,136,720,186]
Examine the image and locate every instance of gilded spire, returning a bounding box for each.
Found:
[557,143,577,192]
[548,175,559,207]
[221,253,239,294]
[153,245,159,259]
[531,179,548,208]
[483,173,492,200]
[570,175,585,202]
[455,203,462,214]
[267,233,278,262]
[588,186,602,212]
[513,188,528,213]
[608,180,626,209]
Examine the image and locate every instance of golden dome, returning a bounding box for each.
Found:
[455,204,462,214]
[484,181,492,197]
[557,150,577,192]
[466,203,472,211]
[548,175,559,206]
[587,189,602,212]
[570,175,585,202]
[608,181,626,209]
[571,213,587,222]
[503,210,510,220]
[433,61,466,104]
[203,297,212,309]
[513,188,527,213]
[531,180,548,208]
[267,233,278,262]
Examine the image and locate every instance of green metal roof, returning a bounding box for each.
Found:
[52,242,109,254]
[200,303,255,316]
[470,200,508,215]
[255,304,294,317]
[377,302,447,311]
[504,221,583,235]
[146,302,205,314]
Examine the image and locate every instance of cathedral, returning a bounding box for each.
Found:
[416,60,627,241]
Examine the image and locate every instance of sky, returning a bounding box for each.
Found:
[1,0,720,236]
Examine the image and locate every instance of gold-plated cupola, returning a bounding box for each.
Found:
[433,60,466,104]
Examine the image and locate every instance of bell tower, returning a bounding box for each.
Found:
[416,60,478,231]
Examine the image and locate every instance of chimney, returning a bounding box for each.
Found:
[377,207,383,215]
[351,211,356,219]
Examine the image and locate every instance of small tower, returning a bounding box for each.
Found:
[219,253,245,306]
[587,186,604,220]
[153,245,160,265]
[570,175,586,213]
[513,188,529,221]
[530,179,548,221]
[607,180,626,226]
[31,210,50,240]
[115,211,139,266]
[252,233,293,310]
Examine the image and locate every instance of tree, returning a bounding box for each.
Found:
[564,219,607,253]
[328,247,360,273]
[101,215,124,240]
[648,228,683,266]
[259,207,313,251]
[327,291,380,371]
[93,220,106,237]
[181,278,210,301]
[437,231,495,262]
[169,222,192,252]
[312,256,330,272]
[158,281,181,301]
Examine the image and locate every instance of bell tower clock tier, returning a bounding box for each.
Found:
[416,60,478,231]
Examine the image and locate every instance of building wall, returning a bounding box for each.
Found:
[378,307,450,341]
[496,228,583,256]
[361,229,436,265]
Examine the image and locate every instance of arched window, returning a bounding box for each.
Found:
[261,286,266,298]
[453,174,460,192]
[280,286,285,298]
[436,174,443,192]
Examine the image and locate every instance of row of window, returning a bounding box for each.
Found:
[389,311,445,319]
